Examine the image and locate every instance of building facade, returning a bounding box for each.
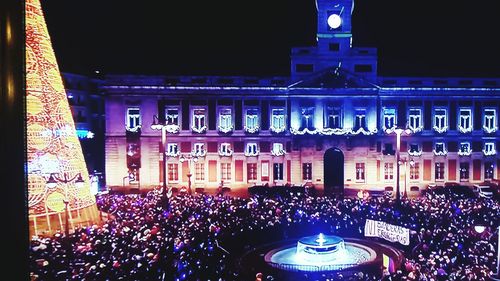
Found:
[63,72,105,176]
[102,0,500,193]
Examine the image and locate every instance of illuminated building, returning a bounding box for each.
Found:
[26,0,100,235]
[100,0,500,194]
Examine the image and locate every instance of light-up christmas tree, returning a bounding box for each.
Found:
[26,0,100,236]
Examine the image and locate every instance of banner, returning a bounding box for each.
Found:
[364,219,410,246]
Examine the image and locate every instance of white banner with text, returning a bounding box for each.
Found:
[364,219,410,246]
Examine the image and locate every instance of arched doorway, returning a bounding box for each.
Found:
[324,147,344,197]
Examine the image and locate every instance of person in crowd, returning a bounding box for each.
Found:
[29,185,499,281]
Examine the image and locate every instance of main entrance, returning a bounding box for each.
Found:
[324,147,344,197]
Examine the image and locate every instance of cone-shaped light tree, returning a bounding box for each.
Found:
[26,0,100,236]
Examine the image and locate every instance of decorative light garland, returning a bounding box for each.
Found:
[219,144,233,157]
[244,125,260,134]
[126,125,141,133]
[349,127,378,135]
[270,125,286,133]
[483,124,497,134]
[271,148,286,157]
[458,125,473,133]
[244,146,260,157]
[433,125,448,133]
[191,149,207,157]
[483,143,497,156]
[408,150,422,157]
[457,143,472,156]
[191,125,207,133]
[166,150,180,157]
[408,126,423,133]
[218,124,234,134]
[433,144,448,156]
[290,127,318,135]
[319,128,349,135]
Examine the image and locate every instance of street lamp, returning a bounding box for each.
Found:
[400,158,415,199]
[46,172,85,236]
[179,154,199,195]
[45,172,84,278]
[386,127,411,204]
[151,115,169,209]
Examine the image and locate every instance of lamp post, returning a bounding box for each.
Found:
[46,172,85,236]
[151,115,169,209]
[179,154,199,195]
[401,158,415,199]
[45,172,84,278]
[386,127,411,204]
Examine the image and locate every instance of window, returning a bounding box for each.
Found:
[245,143,259,156]
[247,163,257,181]
[165,108,179,126]
[303,163,312,181]
[458,142,471,156]
[384,163,394,181]
[483,109,497,133]
[273,163,284,181]
[221,163,231,181]
[410,162,420,180]
[193,143,206,157]
[433,108,447,133]
[408,109,422,132]
[194,163,204,181]
[218,108,233,133]
[126,107,141,132]
[434,142,447,156]
[354,109,366,130]
[383,143,395,155]
[166,143,179,157]
[164,107,180,133]
[460,162,469,181]
[192,108,207,133]
[300,107,315,129]
[408,144,422,157]
[271,143,285,156]
[435,162,445,180]
[326,106,341,129]
[458,108,472,133]
[167,163,178,181]
[245,108,259,133]
[483,142,496,156]
[383,108,396,130]
[270,108,286,133]
[219,143,233,157]
[485,162,494,180]
[355,163,365,182]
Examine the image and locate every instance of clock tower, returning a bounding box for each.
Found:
[291,0,377,83]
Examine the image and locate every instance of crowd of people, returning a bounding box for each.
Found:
[29,186,499,280]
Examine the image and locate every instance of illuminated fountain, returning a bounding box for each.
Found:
[265,233,377,272]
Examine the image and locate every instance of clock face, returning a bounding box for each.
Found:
[327,14,342,29]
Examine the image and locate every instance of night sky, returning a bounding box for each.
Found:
[41,0,500,78]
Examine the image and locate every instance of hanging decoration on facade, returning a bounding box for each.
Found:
[26,0,99,235]
[244,124,260,134]
[433,143,448,156]
[458,125,473,134]
[271,145,286,157]
[483,143,497,156]
[191,125,207,134]
[457,142,472,156]
[270,125,286,134]
[433,125,448,134]
[126,125,141,133]
[218,124,234,134]
[218,143,233,157]
[483,124,497,134]
[244,144,260,157]
[289,127,378,136]
[290,128,319,135]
